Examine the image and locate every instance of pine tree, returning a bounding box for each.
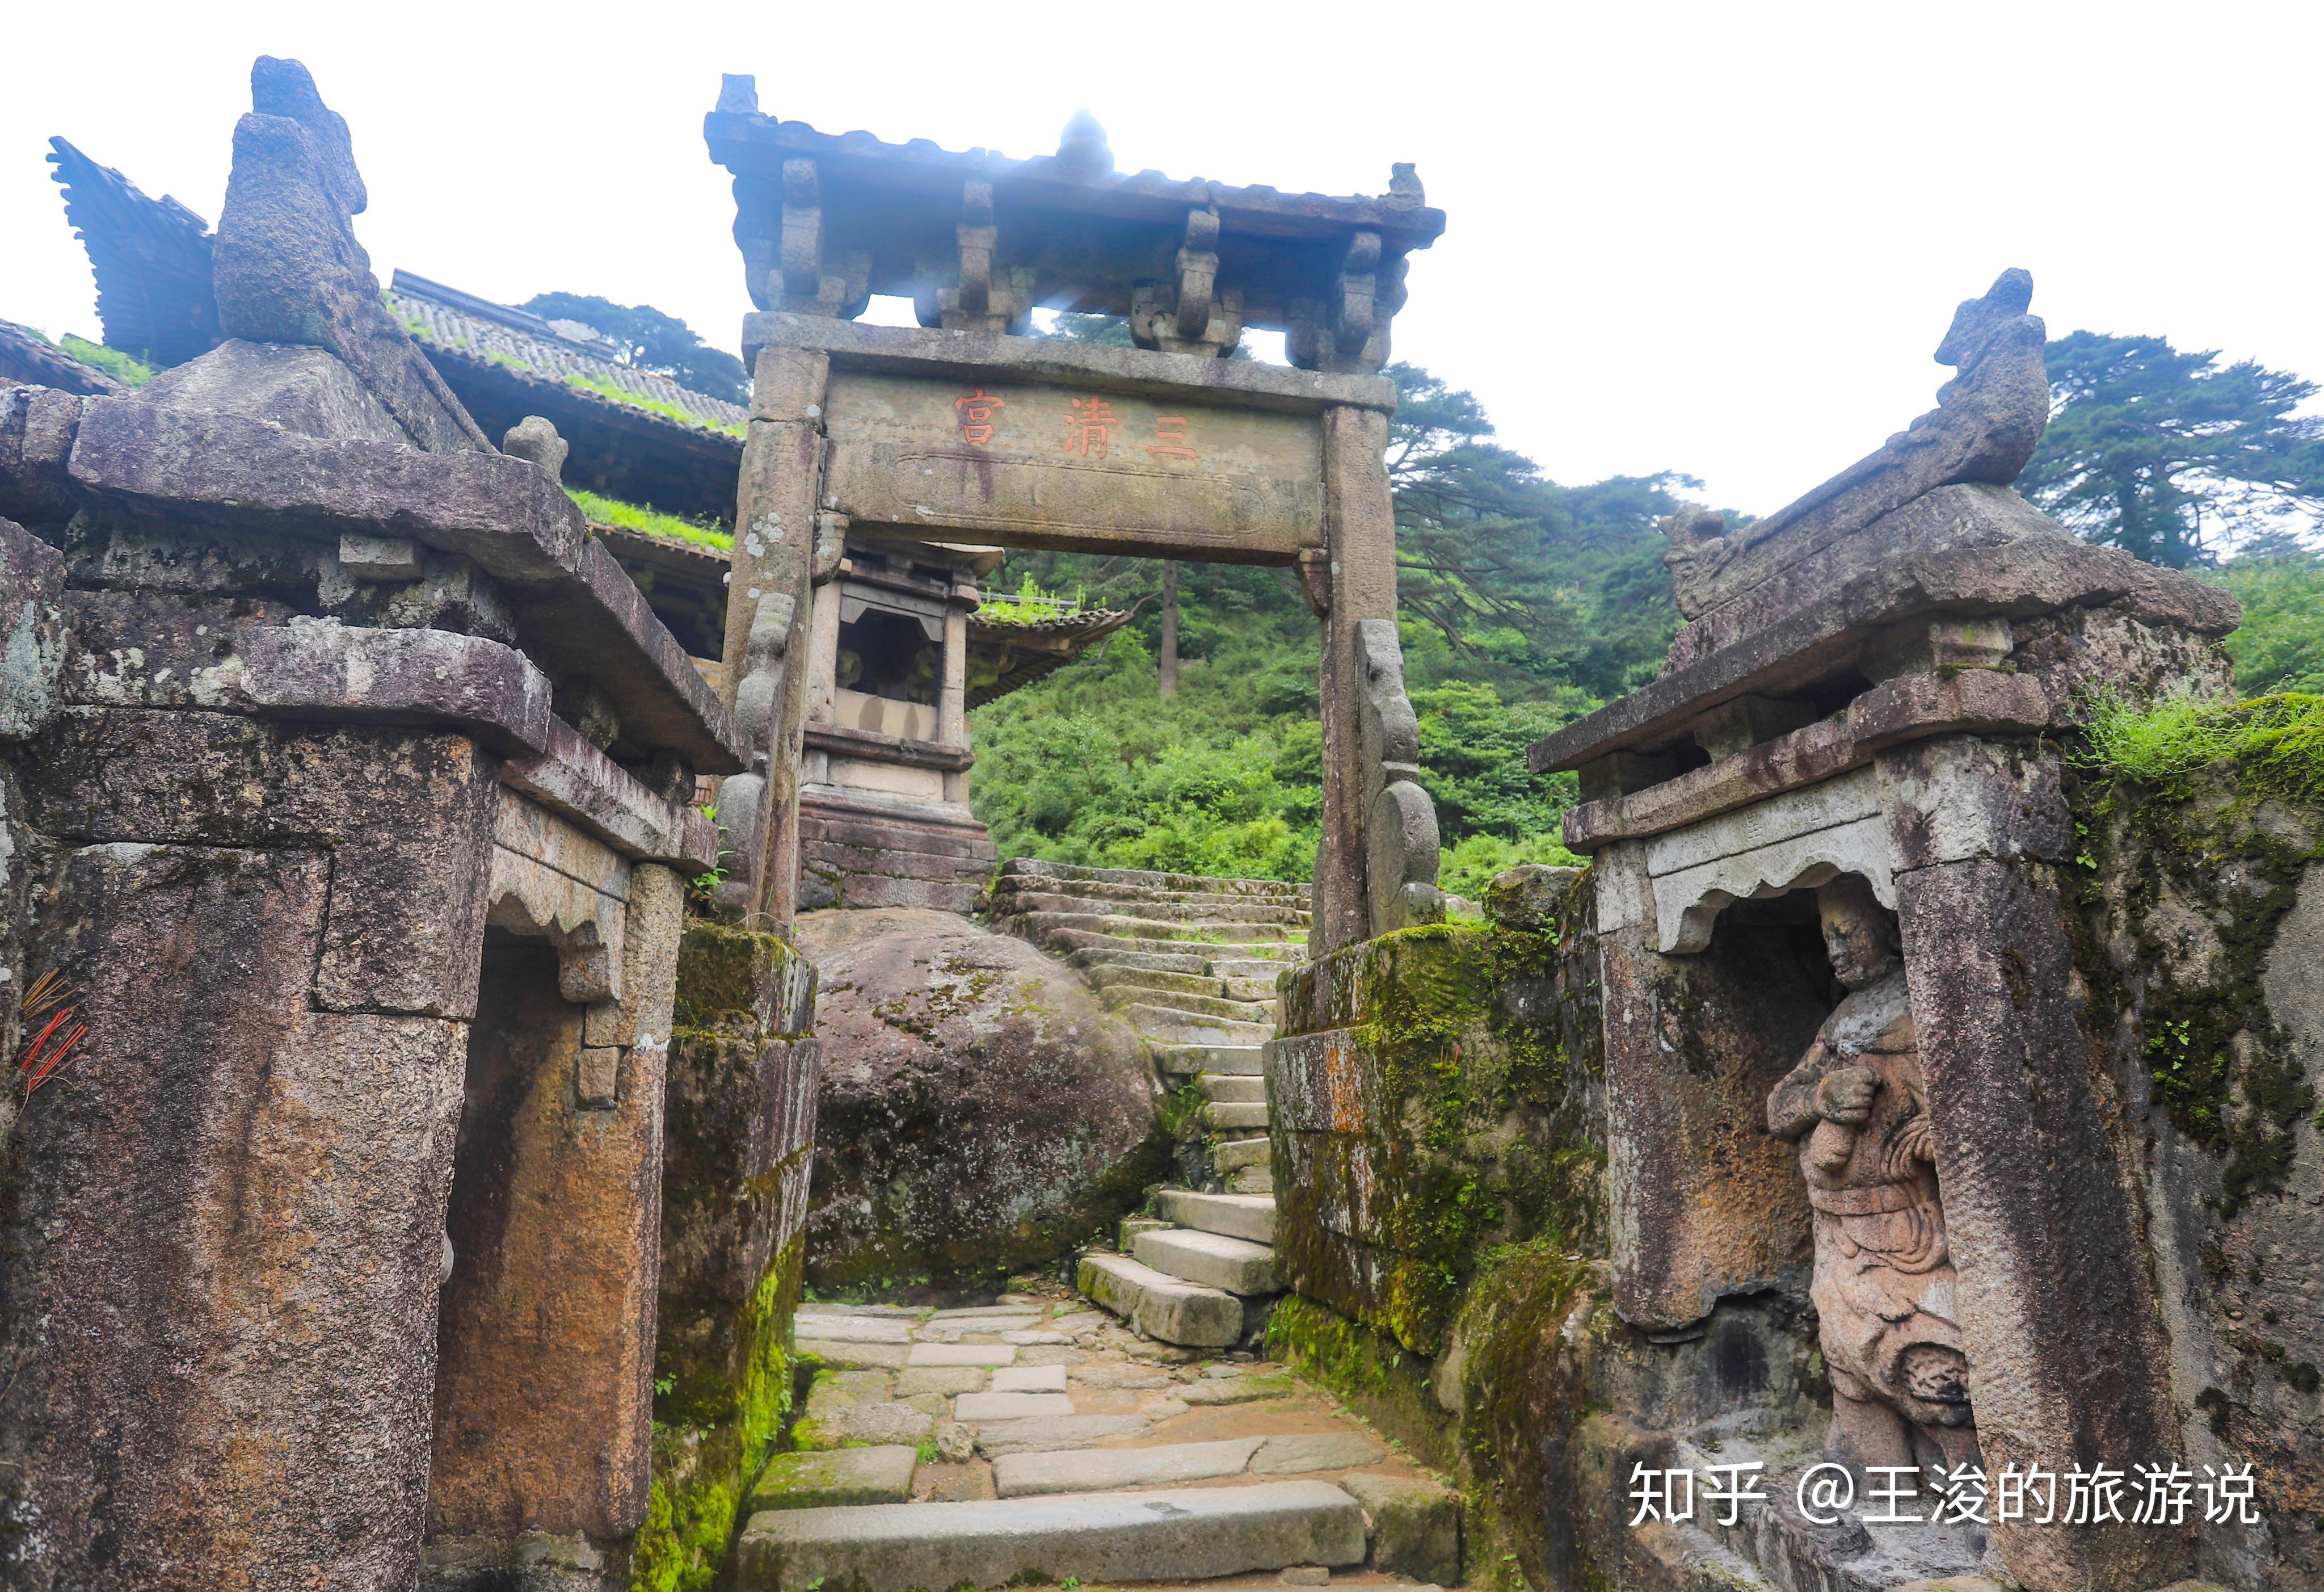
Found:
[2021,331,2324,568]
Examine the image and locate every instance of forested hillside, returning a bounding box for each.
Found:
[967,325,2324,896]
[967,356,1698,897]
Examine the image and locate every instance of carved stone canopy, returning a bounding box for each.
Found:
[705,78,1443,372]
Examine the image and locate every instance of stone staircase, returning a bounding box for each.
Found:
[988,858,1303,1348]
[742,1293,1462,1591]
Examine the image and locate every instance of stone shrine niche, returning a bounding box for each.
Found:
[1538,270,2239,1592]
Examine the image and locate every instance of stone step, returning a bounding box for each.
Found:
[1119,1003,1274,1046]
[1155,1188,1278,1245]
[1211,956,1291,980]
[1134,1227,1279,1295]
[1204,1100,1272,1131]
[1230,1163,1274,1195]
[1221,977,1282,1002]
[991,1437,1263,1499]
[1066,946,1213,977]
[992,877,1306,911]
[1077,1250,1242,1346]
[736,1480,1366,1591]
[1102,986,1270,1023]
[1016,912,1296,946]
[1212,1137,1270,1172]
[1199,1074,1266,1104]
[1001,892,1310,926]
[1157,1043,1265,1077]
[999,856,1310,901]
[1085,964,1227,1001]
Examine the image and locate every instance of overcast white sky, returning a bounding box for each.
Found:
[6,1,2319,516]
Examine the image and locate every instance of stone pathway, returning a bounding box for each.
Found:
[748,1285,1460,1591]
[990,858,1303,1347]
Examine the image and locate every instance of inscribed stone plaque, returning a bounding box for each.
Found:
[820,372,1323,563]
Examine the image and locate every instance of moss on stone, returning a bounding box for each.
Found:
[633,1234,804,1592]
[1274,870,1605,1353]
[672,921,792,1035]
[2065,708,2323,1215]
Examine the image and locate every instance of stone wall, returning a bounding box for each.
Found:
[2068,736,2324,1592]
[634,922,822,1592]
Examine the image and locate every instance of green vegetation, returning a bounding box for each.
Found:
[565,371,747,438]
[2075,687,2324,808]
[975,573,1089,627]
[2212,535,2324,693]
[570,488,735,553]
[527,291,752,405]
[57,334,153,386]
[969,359,1684,886]
[2023,330,2324,568]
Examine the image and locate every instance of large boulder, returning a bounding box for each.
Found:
[795,907,1165,1293]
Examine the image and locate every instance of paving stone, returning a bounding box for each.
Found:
[1134,1228,1279,1295]
[954,1391,1077,1421]
[738,1481,1367,1592]
[1180,1375,1296,1406]
[797,1303,925,1318]
[1068,1363,1178,1390]
[971,1414,1153,1456]
[1201,1074,1268,1103]
[1001,1329,1073,1345]
[901,1392,952,1418]
[1049,1310,1110,1333]
[1338,1472,1462,1586]
[1012,1345,1085,1367]
[1076,1252,1242,1347]
[797,1400,935,1450]
[797,1339,911,1371]
[992,1436,1265,1498]
[917,1460,993,1502]
[793,1315,913,1343]
[1251,1433,1387,1475]
[895,1366,987,1397]
[909,1343,1017,1367]
[747,1446,918,1511]
[1279,1566,1331,1585]
[1204,1100,1273,1131]
[927,1305,1041,1321]
[1155,1190,1277,1245]
[935,1421,976,1463]
[990,1364,1068,1393]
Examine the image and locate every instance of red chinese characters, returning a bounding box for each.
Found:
[1147,414,1198,461]
[953,386,1006,446]
[1062,396,1119,458]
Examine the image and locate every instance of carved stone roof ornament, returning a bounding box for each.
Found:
[704,78,1443,372]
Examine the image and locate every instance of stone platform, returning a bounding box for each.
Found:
[796,784,997,913]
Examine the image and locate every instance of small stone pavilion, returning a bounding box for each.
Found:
[0,60,763,1590]
[1533,271,2246,1592]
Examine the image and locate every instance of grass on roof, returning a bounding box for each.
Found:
[565,372,746,438]
[569,489,734,553]
[57,335,153,386]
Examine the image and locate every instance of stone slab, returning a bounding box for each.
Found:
[1213,1137,1272,1172]
[1338,1472,1460,1586]
[1179,1375,1295,1405]
[1003,1329,1073,1346]
[1155,1191,1278,1245]
[910,1343,1018,1367]
[927,1305,1041,1321]
[797,1401,934,1449]
[1251,1434,1387,1475]
[896,1367,987,1397]
[990,1364,1069,1393]
[735,1478,1368,1591]
[749,1446,919,1511]
[1204,1101,1274,1131]
[1077,1252,1243,1347]
[1201,1075,1268,1103]
[921,1315,1043,1337]
[794,1315,913,1343]
[797,1340,911,1371]
[971,1414,1155,1456]
[954,1392,1077,1421]
[1134,1228,1279,1295]
[992,1438,1265,1499]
